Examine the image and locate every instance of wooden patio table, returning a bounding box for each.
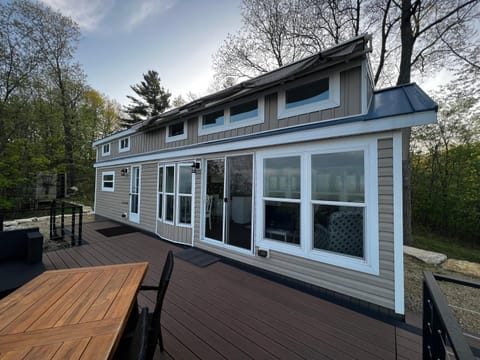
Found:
[0,262,148,359]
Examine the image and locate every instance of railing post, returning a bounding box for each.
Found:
[78,206,83,246]
[61,201,65,239]
[71,206,76,246]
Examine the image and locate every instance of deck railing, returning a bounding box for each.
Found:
[423,271,478,360]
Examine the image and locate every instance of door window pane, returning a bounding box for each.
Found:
[166,166,174,193]
[178,166,192,194]
[312,151,364,202]
[158,167,163,192]
[178,196,192,224]
[166,194,174,222]
[205,159,224,241]
[264,201,300,244]
[286,78,329,109]
[313,205,364,258]
[264,156,300,199]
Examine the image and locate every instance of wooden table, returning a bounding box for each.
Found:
[0,262,148,359]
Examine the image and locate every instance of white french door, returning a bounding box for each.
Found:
[129,165,141,223]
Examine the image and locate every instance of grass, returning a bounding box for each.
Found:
[412,231,480,263]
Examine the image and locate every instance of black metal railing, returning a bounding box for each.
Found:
[423,271,478,360]
[49,201,83,246]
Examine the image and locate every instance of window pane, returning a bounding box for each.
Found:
[158,167,163,192]
[104,174,113,181]
[264,201,300,244]
[158,194,163,219]
[313,205,364,258]
[179,196,192,224]
[286,78,329,109]
[166,194,174,221]
[179,166,192,194]
[230,100,258,122]
[311,151,364,202]
[202,110,224,128]
[264,156,300,199]
[169,122,184,137]
[130,194,138,213]
[103,181,113,188]
[166,166,174,193]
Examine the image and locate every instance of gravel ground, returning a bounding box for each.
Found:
[404,255,480,336]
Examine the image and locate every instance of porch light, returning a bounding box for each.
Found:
[191,161,200,174]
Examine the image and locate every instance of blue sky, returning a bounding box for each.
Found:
[40,0,243,105]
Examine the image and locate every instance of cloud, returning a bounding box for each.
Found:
[125,0,176,31]
[40,0,115,31]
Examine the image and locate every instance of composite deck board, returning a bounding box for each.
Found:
[40,220,422,360]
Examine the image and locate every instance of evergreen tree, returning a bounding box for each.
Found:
[123,70,171,126]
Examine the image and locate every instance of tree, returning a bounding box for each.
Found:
[123,70,171,126]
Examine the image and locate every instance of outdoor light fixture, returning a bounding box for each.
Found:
[191,161,200,174]
[120,168,129,176]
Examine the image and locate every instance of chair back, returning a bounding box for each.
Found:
[127,307,149,360]
[147,250,174,358]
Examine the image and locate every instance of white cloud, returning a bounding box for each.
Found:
[125,0,175,31]
[40,0,115,31]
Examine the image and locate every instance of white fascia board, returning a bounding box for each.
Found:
[92,128,137,147]
[94,110,436,168]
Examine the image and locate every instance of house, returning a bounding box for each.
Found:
[92,35,437,318]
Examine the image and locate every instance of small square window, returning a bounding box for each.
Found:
[101,171,115,192]
[119,137,130,152]
[102,143,111,156]
[166,122,187,142]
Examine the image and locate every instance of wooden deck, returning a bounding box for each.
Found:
[42,219,421,360]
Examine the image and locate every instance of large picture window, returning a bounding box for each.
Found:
[256,139,378,275]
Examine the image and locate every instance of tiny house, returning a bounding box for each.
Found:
[93,35,437,317]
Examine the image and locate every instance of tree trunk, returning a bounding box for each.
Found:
[398,0,415,245]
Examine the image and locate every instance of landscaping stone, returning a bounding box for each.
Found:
[442,259,480,278]
[403,245,447,265]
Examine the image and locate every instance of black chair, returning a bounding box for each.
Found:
[116,307,149,360]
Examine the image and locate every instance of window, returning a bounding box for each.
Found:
[278,73,340,119]
[158,163,193,226]
[256,138,379,274]
[263,156,301,244]
[177,165,192,226]
[165,166,175,223]
[102,143,111,156]
[166,121,187,142]
[198,98,264,135]
[157,166,164,220]
[119,137,130,152]
[101,171,115,192]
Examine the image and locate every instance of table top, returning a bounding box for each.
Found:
[0,262,148,360]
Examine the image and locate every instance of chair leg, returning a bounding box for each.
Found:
[158,326,164,352]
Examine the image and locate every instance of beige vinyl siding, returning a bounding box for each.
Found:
[96,64,363,161]
[194,135,396,310]
[139,163,157,232]
[95,166,130,222]
[157,221,192,245]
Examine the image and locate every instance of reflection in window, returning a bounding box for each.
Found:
[286,78,329,109]
[313,205,364,258]
[264,156,301,199]
[169,122,184,137]
[230,100,258,122]
[178,165,192,225]
[165,166,175,222]
[265,201,300,244]
[202,110,224,128]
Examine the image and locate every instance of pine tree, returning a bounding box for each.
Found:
[123,70,171,127]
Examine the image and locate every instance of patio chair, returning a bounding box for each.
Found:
[115,307,149,360]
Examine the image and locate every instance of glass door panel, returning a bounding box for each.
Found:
[226,155,252,250]
[129,166,140,223]
[205,159,224,241]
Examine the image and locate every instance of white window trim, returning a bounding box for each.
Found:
[277,73,340,120]
[255,137,379,275]
[119,137,130,152]
[198,97,265,136]
[176,163,193,228]
[102,143,111,156]
[101,171,115,192]
[157,165,164,221]
[166,121,188,143]
[163,164,176,225]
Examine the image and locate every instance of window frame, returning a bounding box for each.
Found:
[198,97,265,136]
[255,137,379,275]
[166,121,188,143]
[101,171,115,192]
[277,73,340,120]
[157,165,164,221]
[119,137,130,152]
[176,163,193,227]
[101,143,111,156]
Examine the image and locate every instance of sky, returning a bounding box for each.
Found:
[39,0,243,106]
